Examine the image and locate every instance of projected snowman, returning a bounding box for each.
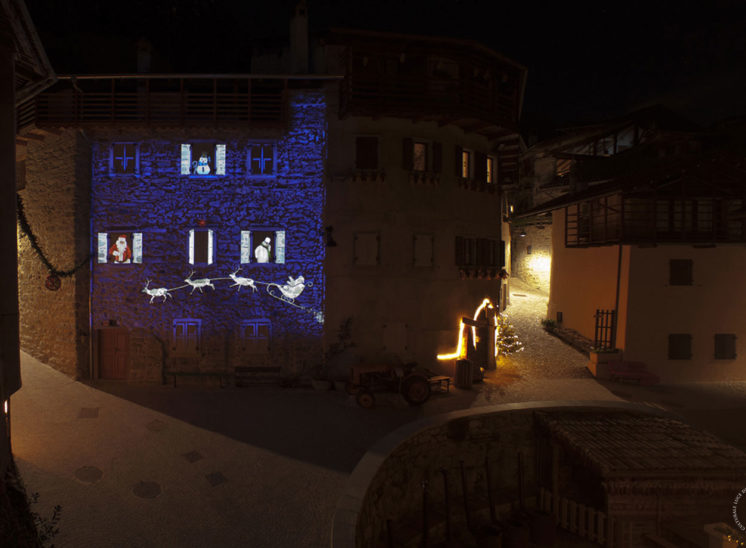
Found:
[193,152,211,175]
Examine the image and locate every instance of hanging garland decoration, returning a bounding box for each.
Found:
[16,194,90,286]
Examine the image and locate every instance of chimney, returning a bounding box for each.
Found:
[136,37,152,73]
[289,0,309,74]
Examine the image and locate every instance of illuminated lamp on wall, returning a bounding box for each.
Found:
[437,297,499,361]
[520,229,526,237]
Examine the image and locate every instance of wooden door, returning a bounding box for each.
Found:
[98,328,129,380]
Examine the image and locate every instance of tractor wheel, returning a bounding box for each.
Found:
[402,376,431,405]
[356,389,375,409]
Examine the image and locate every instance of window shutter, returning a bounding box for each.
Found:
[454,145,462,177]
[356,137,378,170]
[668,334,692,359]
[432,141,442,173]
[475,151,487,183]
[402,138,413,170]
[455,236,465,266]
[669,259,693,285]
[714,333,737,359]
[194,231,209,264]
[499,240,506,268]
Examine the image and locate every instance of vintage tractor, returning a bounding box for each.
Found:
[346,362,433,408]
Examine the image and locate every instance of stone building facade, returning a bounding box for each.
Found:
[18,87,328,381]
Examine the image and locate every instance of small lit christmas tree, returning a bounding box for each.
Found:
[497,313,524,355]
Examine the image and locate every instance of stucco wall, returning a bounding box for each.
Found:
[18,129,91,378]
[547,209,621,339]
[623,245,746,382]
[325,111,504,374]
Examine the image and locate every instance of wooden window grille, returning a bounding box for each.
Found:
[593,309,616,351]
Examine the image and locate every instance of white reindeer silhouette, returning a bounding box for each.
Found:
[142,279,172,303]
[184,271,215,294]
[228,267,257,292]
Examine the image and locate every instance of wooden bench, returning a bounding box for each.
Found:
[607,361,659,385]
[428,375,451,393]
[164,371,232,388]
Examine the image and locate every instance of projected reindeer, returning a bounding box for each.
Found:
[141,280,172,303]
[228,267,257,292]
[184,271,215,294]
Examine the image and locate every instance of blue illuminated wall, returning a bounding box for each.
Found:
[90,90,326,379]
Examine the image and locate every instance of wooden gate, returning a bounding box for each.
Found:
[98,327,129,380]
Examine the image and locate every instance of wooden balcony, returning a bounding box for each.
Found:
[565,195,746,247]
[15,74,331,130]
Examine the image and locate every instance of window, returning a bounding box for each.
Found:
[240,319,271,354]
[455,237,500,267]
[354,232,380,266]
[180,143,226,176]
[403,139,442,173]
[189,229,214,265]
[240,230,286,264]
[413,234,434,267]
[97,232,142,264]
[669,259,693,285]
[110,143,138,175]
[248,144,275,176]
[461,149,472,179]
[714,334,736,359]
[413,142,427,172]
[486,156,496,184]
[355,137,378,170]
[668,334,692,359]
[173,319,201,355]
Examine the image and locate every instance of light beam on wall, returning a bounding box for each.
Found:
[437,297,499,361]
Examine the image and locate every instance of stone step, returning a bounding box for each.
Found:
[234,366,281,387]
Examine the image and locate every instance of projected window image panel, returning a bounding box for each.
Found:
[189,229,215,265]
[248,144,275,176]
[181,143,226,176]
[240,230,286,264]
[111,143,138,175]
[98,232,142,264]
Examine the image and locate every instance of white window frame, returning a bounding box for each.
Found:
[240,229,286,264]
[110,143,140,176]
[247,143,276,177]
[239,319,272,354]
[188,229,215,265]
[180,143,227,176]
[173,318,201,356]
[97,232,143,264]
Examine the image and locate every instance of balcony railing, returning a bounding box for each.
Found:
[15,74,324,130]
[340,74,518,130]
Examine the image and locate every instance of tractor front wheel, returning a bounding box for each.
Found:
[356,389,375,409]
[402,376,431,405]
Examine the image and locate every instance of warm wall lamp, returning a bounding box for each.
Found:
[520,229,526,237]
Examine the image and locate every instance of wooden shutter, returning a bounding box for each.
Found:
[402,138,413,170]
[668,334,692,359]
[475,151,487,183]
[356,137,378,170]
[454,236,465,266]
[432,141,442,173]
[454,145,462,177]
[669,259,693,285]
[714,334,736,359]
[499,240,506,268]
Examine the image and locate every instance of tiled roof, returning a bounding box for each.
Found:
[538,411,746,479]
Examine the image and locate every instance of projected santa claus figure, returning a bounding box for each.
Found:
[109,234,132,263]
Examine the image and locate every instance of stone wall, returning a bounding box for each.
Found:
[511,223,552,294]
[87,89,327,380]
[357,410,537,547]
[17,129,91,378]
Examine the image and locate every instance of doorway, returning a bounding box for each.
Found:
[98,327,129,379]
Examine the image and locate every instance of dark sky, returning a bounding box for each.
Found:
[25,0,746,131]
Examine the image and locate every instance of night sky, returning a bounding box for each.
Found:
[25,0,746,135]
